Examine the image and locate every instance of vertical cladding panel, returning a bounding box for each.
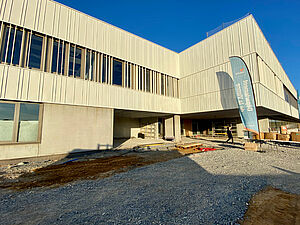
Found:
[37,0,47,32]
[58,5,68,40]
[43,0,55,35]
[78,13,86,46]
[68,10,76,43]
[0,65,4,98]
[2,0,13,22]
[23,0,38,30]
[0,66,8,98]
[42,73,54,102]
[9,0,24,25]
[85,18,93,48]
[19,69,29,100]
[74,79,83,105]
[27,70,41,101]
[52,3,60,37]
[4,66,20,99]
[65,77,75,104]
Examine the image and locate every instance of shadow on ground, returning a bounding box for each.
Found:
[0,141,299,225]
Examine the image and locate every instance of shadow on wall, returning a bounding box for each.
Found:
[216,71,237,110]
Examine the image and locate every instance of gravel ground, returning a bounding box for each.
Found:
[0,146,299,225]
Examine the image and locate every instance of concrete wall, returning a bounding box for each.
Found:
[0,103,114,160]
[114,117,140,138]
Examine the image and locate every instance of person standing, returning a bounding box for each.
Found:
[225,127,234,144]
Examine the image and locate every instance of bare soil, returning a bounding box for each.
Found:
[241,186,300,225]
[0,150,190,190]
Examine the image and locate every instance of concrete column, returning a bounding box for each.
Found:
[174,115,181,142]
[164,116,174,138]
[164,115,181,142]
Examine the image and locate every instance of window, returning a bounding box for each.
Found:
[28,34,43,69]
[161,74,165,95]
[18,103,40,142]
[58,41,65,75]
[0,25,9,62]
[145,69,150,92]
[68,45,74,76]
[139,67,143,90]
[0,103,15,142]
[0,101,42,143]
[102,55,107,83]
[12,29,23,65]
[112,59,123,86]
[85,50,95,81]
[51,39,59,73]
[74,47,82,77]
[125,63,131,88]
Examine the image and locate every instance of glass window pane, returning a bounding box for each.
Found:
[139,67,143,90]
[0,103,15,142]
[85,50,90,80]
[74,47,81,77]
[1,26,9,62]
[68,45,74,76]
[18,104,39,142]
[146,69,150,92]
[6,28,15,64]
[113,59,122,86]
[102,56,106,83]
[58,42,65,74]
[51,40,58,73]
[91,52,95,81]
[12,29,23,65]
[28,34,43,69]
[161,74,165,95]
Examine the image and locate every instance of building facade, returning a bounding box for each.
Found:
[0,0,298,160]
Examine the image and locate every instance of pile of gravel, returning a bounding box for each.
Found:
[0,147,299,224]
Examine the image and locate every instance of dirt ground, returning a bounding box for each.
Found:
[241,186,300,225]
[0,148,211,190]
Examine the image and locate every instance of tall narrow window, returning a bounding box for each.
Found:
[58,42,65,75]
[51,39,59,73]
[112,59,123,86]
[161,74,165,95]
[146,69,150,92]
[85,50,90,80]
[139,67,143,90]
[102,55,107,83]
[18,103,40,142]
[12,29,23,65]
[91,52,95,81]
[0,103,15,142]
[68,45,74,76]
[74,47,82,77]
[6,27,15,64]
[0,26,9,62]
[28,34,43,69]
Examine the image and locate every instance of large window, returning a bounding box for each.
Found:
[112,59,123,86]
[0,101,42,143]
[0,103,15,142]
[0,25,23,65]
[28,34,43,69]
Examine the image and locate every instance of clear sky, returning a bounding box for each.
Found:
[56,0,300,91]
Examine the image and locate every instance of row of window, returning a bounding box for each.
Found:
[0,22,179,98]
[0,101,42,143]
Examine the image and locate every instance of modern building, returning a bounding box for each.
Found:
[0,0,298,160]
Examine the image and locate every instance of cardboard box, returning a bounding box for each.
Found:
[244,142,258,151]
[290,132,300,142]
[264,132,277,140]
[277,134,290,141]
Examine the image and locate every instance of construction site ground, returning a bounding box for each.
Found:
[0,137,299,224]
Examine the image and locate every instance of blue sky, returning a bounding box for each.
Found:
[56,0,300,91]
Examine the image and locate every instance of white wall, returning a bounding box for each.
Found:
[0,103,114,160]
